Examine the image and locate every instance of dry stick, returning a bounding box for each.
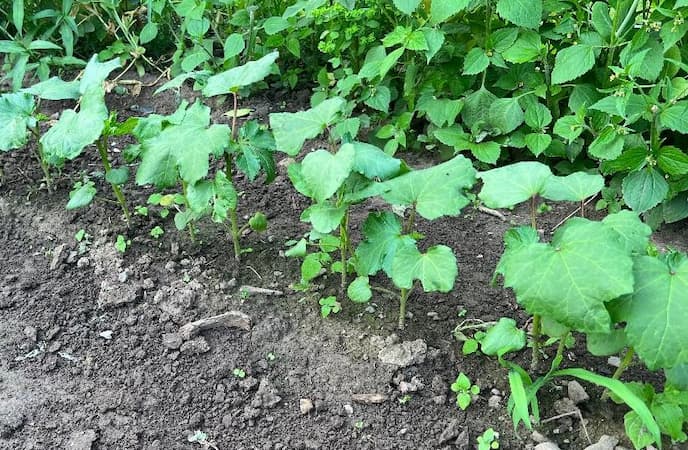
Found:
[552,195,599,232]
[478,205,506,221]
[541,409,592,445]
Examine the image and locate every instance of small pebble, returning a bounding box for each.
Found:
[299,398,314,415]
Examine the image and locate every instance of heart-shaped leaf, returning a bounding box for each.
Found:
[391,244,458,292]
[203,51,278,96]
[543,172,605,202]
[0,92,35,151]
[300,144,355,203]
[478,161,552,208]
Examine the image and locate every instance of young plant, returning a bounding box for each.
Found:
[477,428,499,450]
[451,372,480,411]
[115,234,130,253]
[319,296,341,318]
[232,368,246,379]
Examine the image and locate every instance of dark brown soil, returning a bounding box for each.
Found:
[1,78,686,450]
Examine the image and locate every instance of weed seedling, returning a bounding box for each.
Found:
[319,296,341,318]
[398,394,412,405]
[115,235,130,253]
[451,372,480,410]
[150,226,164,239]
[232,368,246,379]
[187,430,218,450]
[75,229,92,255]
[477,428,499,450]
[266,352,276,362]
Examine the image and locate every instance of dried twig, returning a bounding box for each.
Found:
[478,205,506,221]
[179,311,252,340]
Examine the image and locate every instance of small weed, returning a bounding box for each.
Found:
[232,368,246,378]
[398,394,412,405]
[150,226,164,239]
[75,229,92,255]
[451,372,480,410]
[115,235,130,253]
[135,205,149,216]
[266,352,276,362]
[319,296,341,318]
[477,428,499,450]
[187,430,218,450]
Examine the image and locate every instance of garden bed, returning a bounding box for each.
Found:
[1,79,685,450]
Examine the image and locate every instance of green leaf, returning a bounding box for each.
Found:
[463,47,489,75]
[551,44,596,84]
[586,329,628,356]
[302,253,323,283]
[481,318,526,357]
[223,33,245,59]
[66,181,97,209]
[211,171,238,222]
[553,369,661,448]
[461,87,498,129]
[525,133,551,156]
[435,127,501,164]
[79,55,121,93]
[488,97,524,134]
[350,142,402,180]
[543,172,605,202]
[136,101,231,188]
[0,92,35,151]
[651,400,686,441]
[348,276,372,303]
[502,30,542,63]
[660,101,688,133]
[364,85,391,112]
[391,244,458,292]
[417,96,463,127]
[372,155,477,220]
[496,0,542,29]
[285,238,307,258]
[507,370,533,430]
[601,211,652,255]
[300,145,355,203]
[301,202,347,234]
[269,97,346,155]
[498,219,636,333]
[478,161,552,208]
[553,115,585,142]
[355,212,416,276]
[23,77,80,100]
[430,0,470,24]
[392,0,421,15]
[234,120,276,182]
[589,127,625,160]
[263,17,290,35]
[621,254,688,370]
[658,146,688,175]
[41,86,108,164]
[105,167,129,185]
[622,168,669,213]
[524,103,552,130]
[140,22,159,44]
[203,52,278,96]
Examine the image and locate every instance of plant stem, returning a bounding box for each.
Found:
[230,207,241,260]
[602,347,635,400]
[552,332,570,370]
[404,204,417,234]
[650,109,661,153]
[398,287,409,329]
[181,180,196,242]
[97,137,130,225]
[531,314,542,372]
[580,199,585,218]
[339,209,349,298]
[29,126,52,191]
[530,196,537,230]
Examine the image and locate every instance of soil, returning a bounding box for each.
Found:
[1,75,686,450]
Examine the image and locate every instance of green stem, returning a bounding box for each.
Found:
[339,209,349,298]
[531,314,542,372]
[602,347,635,400]
[398,287,409,329]
[615,0,641,39]
[230,207,241,261]
[530,196,537,230]
[97,137,130,225]
[181,180,196,242]
[552,331,570,371]
[29,126,52,191]
[650,110,661,153]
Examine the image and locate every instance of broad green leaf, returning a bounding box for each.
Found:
[285,238,307,258]
[651,401,686,441]
[621,253,688,370]
[478,161,552,208]
[422,28,445,63]
[498,219,636,332]
[496,0,542,29]
[586,329,627,356]
[140,22,159,44]
[136,101,231,188]
[417,96,463,127]
[373,155,476,220]
[364,85,391,112]
[269,97,345,155]
[589,127,625,160]
[391,244,458,292]
[660,101,688,133]
[553,115,585,142]
[211,171,238,222]
[551,44,596,84]
[622,168,669,213]
[105,167,129,185]
[301,202,347,234]
[481,318,526,357]
[619,34,663,82]
[502,30,542,63]
[66,182,96,209]
[434,127,501,164]
[0,92,35,151]
[393,0,420,15]
[223,33,245,59]
[355,211,415,276]
[488,97,524,134]
[234,120,276,182]
[23,77,80,100]
[41,86,108,164]
[666,364,688,391]
[601,211,652,254]
[203,51,278,96]
[349,142,402,180]
[300,144,355,203]
[658,146,688,175]
[79,55,121,93]
[624,412,659,449]
[591,2,613,41]
[524,133,551,156]
[348,276,372,303]
[543,172,605,202]
[430,0,470,24]
[524,102,552,130]
[263,17,290,35]
[461,87,498,129]
[463,47,489,75]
